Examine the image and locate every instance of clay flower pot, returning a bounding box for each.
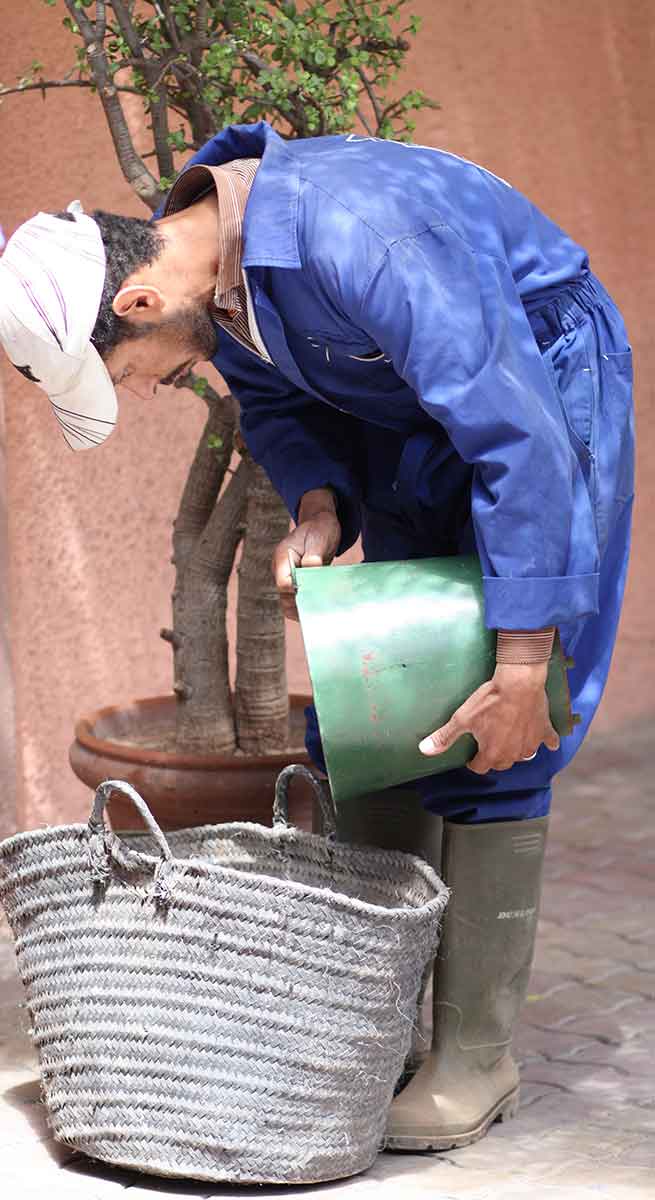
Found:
[69,694,315,832]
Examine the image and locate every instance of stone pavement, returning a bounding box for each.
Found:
[1,720,653,1199]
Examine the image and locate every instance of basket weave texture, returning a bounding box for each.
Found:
[0,769,449,1185]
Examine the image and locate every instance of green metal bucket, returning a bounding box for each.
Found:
[294,555,574,806]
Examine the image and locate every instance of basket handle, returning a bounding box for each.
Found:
[87,779,175,904]
[273,765,337,838]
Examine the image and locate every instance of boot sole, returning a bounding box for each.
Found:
[383,1085,520,1152]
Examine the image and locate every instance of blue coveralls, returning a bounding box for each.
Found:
[169,122,635,823]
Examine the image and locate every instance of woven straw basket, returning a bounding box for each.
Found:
[0,766,449,1185]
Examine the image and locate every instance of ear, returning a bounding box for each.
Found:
[112,284,165,320]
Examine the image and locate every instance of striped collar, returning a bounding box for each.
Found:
[168,122,302,270]
[163,157,267,361]
[163,157,258,308]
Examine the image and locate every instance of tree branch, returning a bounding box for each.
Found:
[160,0,183,52]
[108,0,144,59]
[111,0,174,179]
[95,0,107,42]
[356,66,383,131]
[63,0,159,208]
[190,0,209,70]
[0,78,142,99]
[195,0,209,41]
[355,105,375,137]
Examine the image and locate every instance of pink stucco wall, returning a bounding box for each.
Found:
[1,0,652,831]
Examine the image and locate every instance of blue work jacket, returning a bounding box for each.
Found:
[170,122,601,631]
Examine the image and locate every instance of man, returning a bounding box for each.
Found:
[0,122,634,1151]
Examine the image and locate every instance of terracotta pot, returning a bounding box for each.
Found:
[69,694,315,832]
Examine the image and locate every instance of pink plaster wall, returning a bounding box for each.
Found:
[0,0,652,831]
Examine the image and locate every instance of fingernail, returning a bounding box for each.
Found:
[418,737,435,755]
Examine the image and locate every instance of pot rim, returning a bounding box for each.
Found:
[73,693,311,772]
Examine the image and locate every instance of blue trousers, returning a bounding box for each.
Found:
[305,273,634,823]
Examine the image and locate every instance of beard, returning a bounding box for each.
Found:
[120,299,218,362]
[160,300,218,361]
[179,300,219,360]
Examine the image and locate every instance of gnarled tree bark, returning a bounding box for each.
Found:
[164,389,244,753]
[235,465,291,753]
[170,458,250,753]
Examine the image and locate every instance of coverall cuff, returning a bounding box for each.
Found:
[483,572,600,630]
[286,469,361,557]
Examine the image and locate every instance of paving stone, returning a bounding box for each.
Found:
[578,908,655,938]
[559,1004,653,1044]
[563,1036,655,1080]
[514,1026,614,1064]
[521,983,640,1031]
[536,930,655,971]
[539,886,624,923]
[530,948,627,984]
[556,871,655,901]
[592,969,655,999]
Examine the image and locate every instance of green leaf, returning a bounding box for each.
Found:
[167,129,187,151]
[41,0,436,180]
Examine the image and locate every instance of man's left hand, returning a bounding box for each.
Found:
[418,662,560,773]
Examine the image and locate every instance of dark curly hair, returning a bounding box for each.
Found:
[54,209,164,358]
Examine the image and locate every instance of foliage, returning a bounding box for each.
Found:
[2,1,438,209]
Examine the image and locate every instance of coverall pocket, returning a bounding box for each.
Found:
[594,349,635,556]
[544,327,596,461]
[546,327,634,562]
[598,351,634,501]
[301,331,389,364]
[542,326,600,559]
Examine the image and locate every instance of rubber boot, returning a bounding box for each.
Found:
[333,784,443,1082]
[385,815,548,1151]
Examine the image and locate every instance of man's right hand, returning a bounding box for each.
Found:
[272,488,342,621]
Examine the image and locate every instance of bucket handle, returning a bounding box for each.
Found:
[273,765,337,839]
[87,779,175,904]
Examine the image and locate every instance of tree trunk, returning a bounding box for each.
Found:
[235,465,292,753]
[165,390,242,753]
[164,387,293,758]
[172,458,250,752]
[171,392,236,574]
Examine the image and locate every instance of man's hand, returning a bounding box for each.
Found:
[418,662,560,773]
[272,488,341,621]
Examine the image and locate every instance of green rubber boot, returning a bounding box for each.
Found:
[333,784,443,1082]
[385,816,548,1152]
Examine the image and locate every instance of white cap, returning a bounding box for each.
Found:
[0,202,117,450]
